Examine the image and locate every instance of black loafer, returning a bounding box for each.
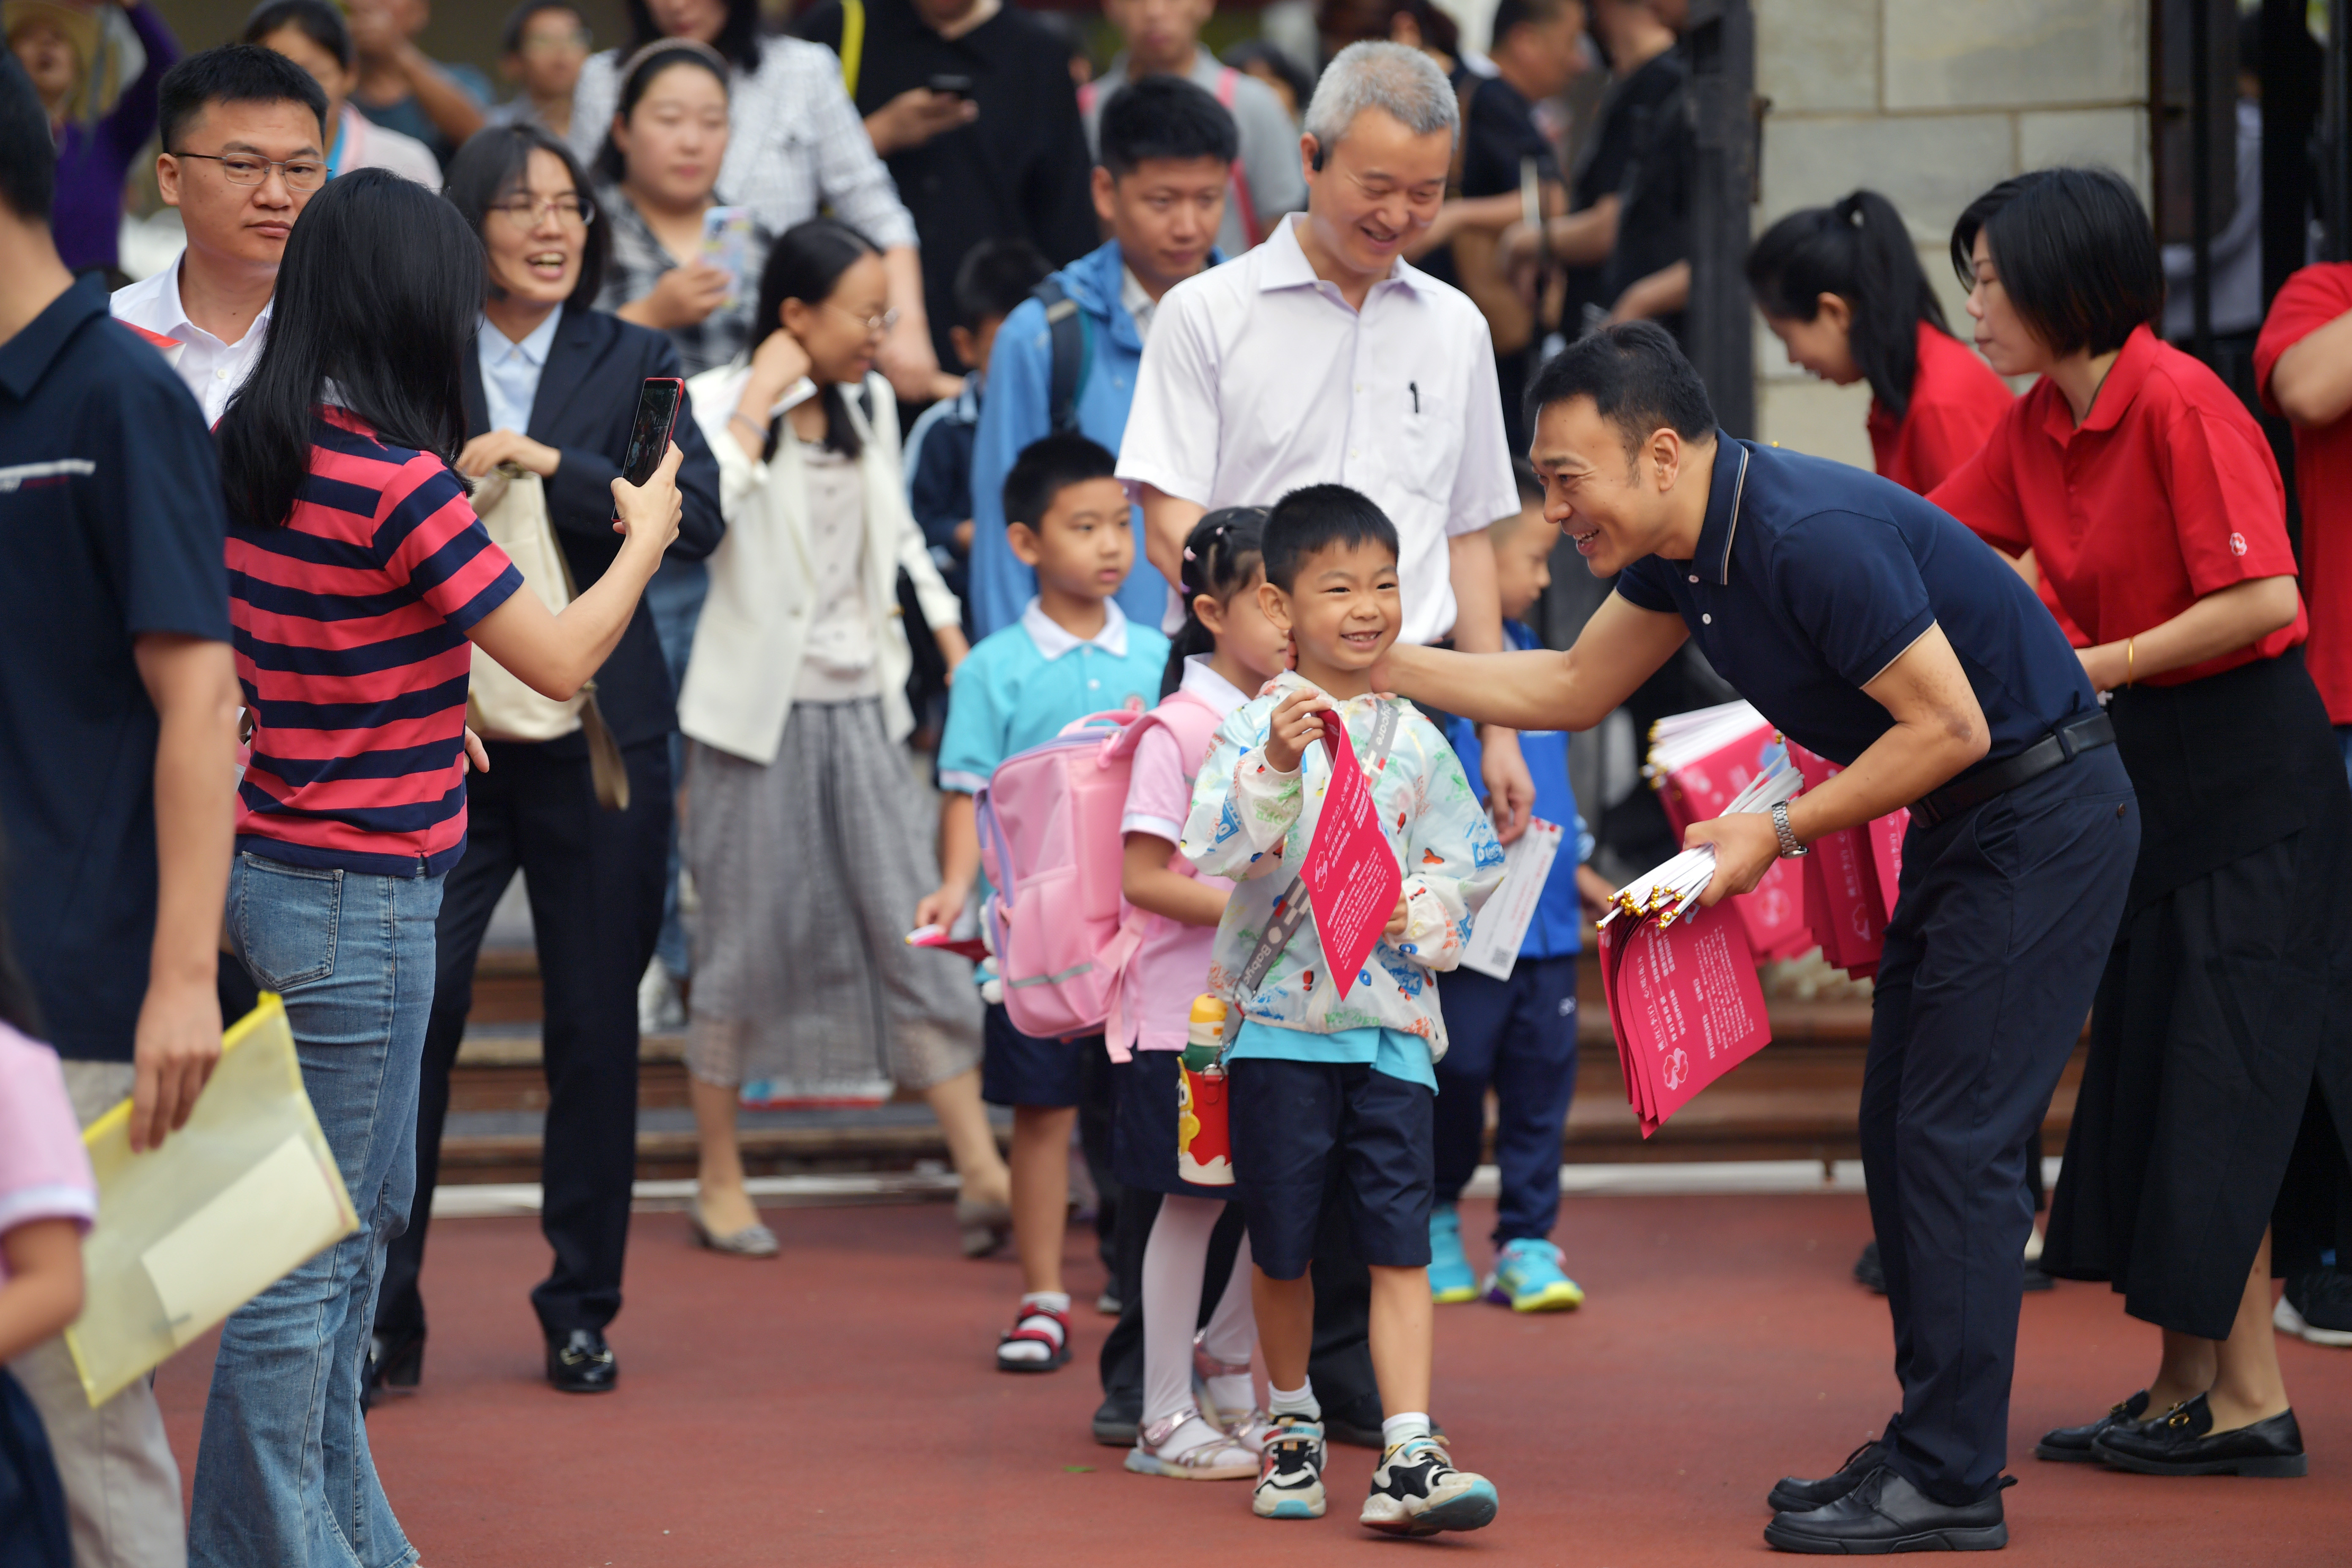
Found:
[2091,1392,2306,1477]
[2034,1388,2148,1462]
[1767,1435,1891,1514]
[546,1328,617,1394]
[1764,1467,2009,1554]
[1092,1394,1139,1447]
[1853,1240,1886,1294]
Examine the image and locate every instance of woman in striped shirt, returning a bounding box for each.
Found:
[196,166,681,1568]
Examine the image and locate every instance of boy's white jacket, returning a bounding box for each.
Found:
[1179,671,1507,1061]
[678,365,962,764]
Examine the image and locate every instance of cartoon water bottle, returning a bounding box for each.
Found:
[1176,995,1235,1187]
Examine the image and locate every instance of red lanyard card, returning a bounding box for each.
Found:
[1302,713,1404,999]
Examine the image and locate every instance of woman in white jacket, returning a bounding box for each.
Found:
[679,218,1007,1255]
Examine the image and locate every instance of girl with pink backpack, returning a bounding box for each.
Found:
[1112,510,1292,1480]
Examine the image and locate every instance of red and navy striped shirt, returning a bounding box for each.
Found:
[229,407,523,876]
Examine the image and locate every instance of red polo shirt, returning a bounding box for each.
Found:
[2255,262,2352,723]
[1867,321,2014,493]
[1930,324,2304,687]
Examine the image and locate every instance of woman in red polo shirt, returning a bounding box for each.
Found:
[1932,167,2352,1481]
[1747,189,2014,495]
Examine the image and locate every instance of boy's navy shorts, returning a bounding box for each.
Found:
[1227,1058,1434,1280]
[980,1002,1098,1109]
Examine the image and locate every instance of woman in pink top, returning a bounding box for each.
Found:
[1110,509,1292,1478]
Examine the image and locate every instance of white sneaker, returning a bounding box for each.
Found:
[1359,1435,1498,1537]
[1251,1415,1326,1518]
[637,958,684,1034]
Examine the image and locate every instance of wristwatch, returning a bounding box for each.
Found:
[1770,800,1808,859]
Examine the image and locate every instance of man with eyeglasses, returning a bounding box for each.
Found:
[110,45,330,426]
[487,1,591,140]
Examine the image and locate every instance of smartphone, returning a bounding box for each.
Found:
[927,72,973,98]
[699,204,753,307]
[614,377,684,518]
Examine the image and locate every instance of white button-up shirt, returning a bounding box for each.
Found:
[1116,213,1519,648]
[110,260,274,427]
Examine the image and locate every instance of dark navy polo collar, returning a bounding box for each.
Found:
[0,278,106,401]
[1688,429,1750,588]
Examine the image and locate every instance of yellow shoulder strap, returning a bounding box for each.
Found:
[839,0,866,101]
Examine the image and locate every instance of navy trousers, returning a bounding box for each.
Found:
[1433,956,1580,1246]
[1861,746,2136,1505]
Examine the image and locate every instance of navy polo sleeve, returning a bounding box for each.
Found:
[106,351,230,642]
[1767,511,1936,689]
[1613,555,1678,615]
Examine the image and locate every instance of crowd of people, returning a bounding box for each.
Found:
[0,0,2349,1560]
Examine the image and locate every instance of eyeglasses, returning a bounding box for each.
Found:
[174,151,326,191]
[519,29,592,56]
[489,196,596,232]
[823,302,900,336]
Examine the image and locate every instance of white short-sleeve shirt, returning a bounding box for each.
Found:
[1115,213,1520,648]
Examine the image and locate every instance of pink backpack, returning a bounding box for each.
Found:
[977,691,1225,1042]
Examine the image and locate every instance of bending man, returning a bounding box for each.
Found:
[1376,322,2137,1556]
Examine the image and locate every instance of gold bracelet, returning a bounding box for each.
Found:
[2125,635,2134,688]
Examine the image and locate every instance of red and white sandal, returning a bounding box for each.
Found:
[995,1300,1072,1372]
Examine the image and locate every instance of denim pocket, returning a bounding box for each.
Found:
[236,853,340,991]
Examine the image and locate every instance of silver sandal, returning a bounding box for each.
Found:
[689,1207,778,1257]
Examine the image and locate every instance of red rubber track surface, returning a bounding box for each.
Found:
[155,1195,2352,1565]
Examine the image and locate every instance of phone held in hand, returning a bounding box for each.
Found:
[613,376,683,520]
[926,73,973,98]
[699,204,753,308]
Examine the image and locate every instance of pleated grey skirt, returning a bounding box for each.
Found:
[681,699,982,1102]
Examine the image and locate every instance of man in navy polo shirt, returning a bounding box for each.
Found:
[1381,323,2139,1554]
[0,54,240,1568]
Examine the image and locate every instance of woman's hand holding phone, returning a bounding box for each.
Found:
[610,441,685,558]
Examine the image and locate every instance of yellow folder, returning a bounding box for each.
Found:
[63,995,359,1407]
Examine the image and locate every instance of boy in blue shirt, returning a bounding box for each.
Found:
[966,74,1236,638]
[1432,468,1617,1312]
[922,433,1171,1375]
[1181,486,1505,1537]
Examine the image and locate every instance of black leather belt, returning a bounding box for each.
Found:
[1910,710,2115,829]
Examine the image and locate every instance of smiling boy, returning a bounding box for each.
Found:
[1179,484,1505,1536]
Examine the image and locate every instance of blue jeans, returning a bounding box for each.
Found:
[189,852,443,1568]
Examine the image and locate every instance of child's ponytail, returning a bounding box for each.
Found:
[1745,187,1947,420]
[1161,506,1268,699]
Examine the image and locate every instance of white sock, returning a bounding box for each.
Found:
[1141,1198,1222,1427]
[1020,1290,1070,1314]
[1269,1380,1319,1421]
[1382,1412,1432,1449]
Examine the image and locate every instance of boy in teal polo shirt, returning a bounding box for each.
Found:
[921,432,1170,1376]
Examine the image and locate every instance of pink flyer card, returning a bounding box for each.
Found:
[1609,900,1772,1135]
[1870,808,1908,917]
[1302,718,1403,999]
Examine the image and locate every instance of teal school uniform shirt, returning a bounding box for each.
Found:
[937,594,1171,800]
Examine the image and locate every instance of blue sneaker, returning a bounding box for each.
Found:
[1428,1204,1477,1304]
[1482,1237,1585,1312]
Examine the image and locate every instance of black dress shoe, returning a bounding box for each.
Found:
[1092,1393,1139,1447]
[1320,1394,1445,1450]
[1853,1240,1886,1294]
[1764,1467,2009,1554]
[1766,1436,1891,1514]
[2033,1388,2148,1462]
[360,1328,425,1413]
[2091,1392,2306,1477]
[546,1329,617,1394]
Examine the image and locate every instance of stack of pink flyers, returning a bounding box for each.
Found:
[1783,743,1912,979]
[1647,702,1812,962]
[1597,754,1799,1135]
[1598,894,1773,1138]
